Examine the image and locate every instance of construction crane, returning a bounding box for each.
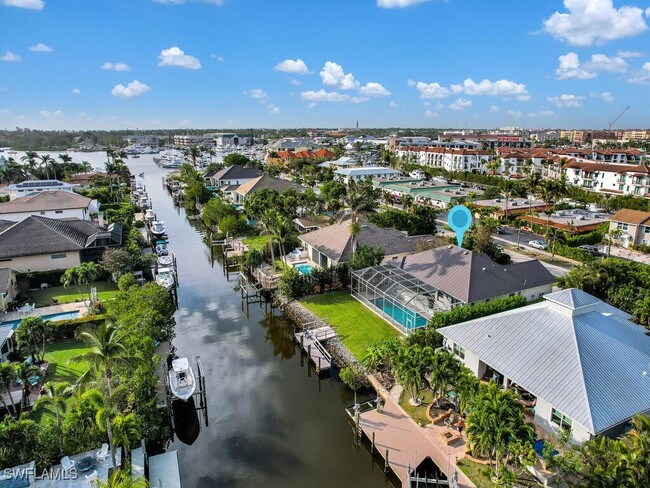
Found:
[608,106,630,130]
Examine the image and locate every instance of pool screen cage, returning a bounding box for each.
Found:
[351,264,451,335]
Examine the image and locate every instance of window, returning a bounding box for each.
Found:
[453,343,465,360]
[55,210,63,214]
[618,223,629,231]
[551,408,572,430]
[51,253,67,260]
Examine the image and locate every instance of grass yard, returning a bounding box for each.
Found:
[242,235,268,252]
[456,458,494,488]
[399,388,435,426]
[300,290,400,361]
[30,282,120,307]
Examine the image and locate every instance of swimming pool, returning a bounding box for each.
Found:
[371,297,428,330]
[0,310,80,329]
[293,263,314,275]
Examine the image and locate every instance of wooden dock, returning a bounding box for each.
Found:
[294,326,336,373]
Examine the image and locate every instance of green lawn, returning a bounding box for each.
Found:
[29,282,120,307]
[242,235,268,252]
[399,388,435,425]
[300,291,400,361]
[457,458,494,488]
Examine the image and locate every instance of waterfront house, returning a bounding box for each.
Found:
[334,166,402,184]
[0,320,17,362]
[6,179,78,200]
[203,164,264,190]
[0,267,18,313]
[299,219,431,268]
[0,190,98,222]
[439,289,650,443]
[609,208,650,248]
[293,215,331,233]
[318,156,359,169]
[232,174,304,203]
[351,245,554,333]
[0,216,122,272]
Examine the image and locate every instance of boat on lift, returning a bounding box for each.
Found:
[168,357,196,402]
[158,254,174,267]
[150,220,166,238]
[155,267,175,291]
[145,209,155,223]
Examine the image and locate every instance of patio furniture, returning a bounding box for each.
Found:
[84,470,98,485]
[96,443,109,463]
[61,456,75,473]
[430,408,453,424]
[76,456,96,473]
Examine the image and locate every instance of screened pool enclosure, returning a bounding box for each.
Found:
[351,265,460,334]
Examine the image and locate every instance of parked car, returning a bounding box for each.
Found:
[578,244,600,255]
[528,240,548,250]
[497,225,507,235]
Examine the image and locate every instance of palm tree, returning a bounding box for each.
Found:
[184,146,202,168]
[537,179,556,234]
[83,387,126,469]
[14,362,40,408]
[111,412,141,463]
[272,214,295,270]
[402,194,414,212]
[95,470,148,488]
[34,381,72,455]
[1,158,26,183]
[60,262,101,310]
[455,367,479,415]
[502,180,514,219]
[0,362,18,417]
[259,209,279,271]
[394,344,434,406]
[341,179,378,253]
[80,161,93,173]
[546,228,564,261]
[608,227,623,257]
[429,351,460,407]
[20,151,39,177]
[526,172,542,216]
[38,153,54,180]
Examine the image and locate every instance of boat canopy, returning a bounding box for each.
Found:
[172,358,189,372]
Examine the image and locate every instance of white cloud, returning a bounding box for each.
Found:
[424,110,437,117]
[377,0,429,8]
[389,101,398,108]
[587,53,628,72]
[542,0,648,46]
[1,0,44,9]
[267,104,280,114]
[414,81,450,99]
[72,88,81,95]
[527,110,555,118]
[351,96,369,103]
[628,62,650,84]
[406,79,416,87]
[111,80,151,99]
[301,89,350,103]
[451,78,529,99]
[590,91,614,102]
[39,110,64,120]
[556,52,596,80]
[548,94,585,107]
[158,46,201,69]
[244,88,268,100]
[289,78,302,86]
[490,105,499,112]
[101,62,130,72]
[617,50,644,58]
[28,43,52,52]
[307,102,317,109]
[423,101,430,107]
[320,61,359,90]
[211,54,224,61]
[359,82,391,97]
[1,51,20,62]
[507,110,523,118]
[274,58,310,75]
[435,102,445,111]
[449,98,472,111]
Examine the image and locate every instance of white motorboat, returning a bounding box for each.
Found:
[145,209,155,222]
[168,357,196,402]
[156,267,175,291]
[151,220,166,237]
[158,254,174,267]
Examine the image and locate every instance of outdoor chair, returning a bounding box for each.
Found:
[96,443,109,462]
[85,470,98,485]
[61,456,75,472]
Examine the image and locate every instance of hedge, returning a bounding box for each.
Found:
[429,295,528,329]
[550,243,593,262]
[564,230,604,247]
[49,314,106,341]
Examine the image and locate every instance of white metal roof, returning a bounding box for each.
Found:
[439,289,650,434]
[334,166,401,176]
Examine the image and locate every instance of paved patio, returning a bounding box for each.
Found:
[1,302,87,323]
[31,448,121,487]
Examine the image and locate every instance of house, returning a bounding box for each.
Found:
[334,166,402,184]
[299,219,431,268]
[0,321,17,363]
[0,191,98,222]
[293,215,331,233]
[318,156,358,169]
[439,289,650,443]
[396,146,493,173]
[0,267,18,313]
[203,165,263,190]
[547,160,650,197]
[473,197,550,218]
[609,208,650,248]
[522,208,609,234]
[0,216,122,272]
[6,180,78,200]
[232,174,304,203]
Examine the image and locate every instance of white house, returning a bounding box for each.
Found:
[396,146,493,173]
[557,161,650,197]
[439,289,650,443]
[334,166,402,184]
[6,180,78,200]
[0,191,98,222]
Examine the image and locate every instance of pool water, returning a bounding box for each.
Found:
[294,263,314,275]
[371,297,428,330]
[0,310,80,329]
[533,439,558,458]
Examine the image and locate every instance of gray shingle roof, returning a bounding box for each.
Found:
[235,174,304,196]
[213,165,263,181]
[397,246,555,303]
[0,215,100,258]
[0,268,11,294]
[0,191,92,214]
[0,220,15,233]
[439,290,650,434]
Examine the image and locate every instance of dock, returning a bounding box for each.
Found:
[294,326,336,373]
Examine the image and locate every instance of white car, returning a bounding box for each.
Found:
[528,240,548,250]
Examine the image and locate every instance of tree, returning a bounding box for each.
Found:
[0,362,18,417]
[339,366,368,392]
[546,227,564,261]
[402,194,414,212]
[15,316,52,363]
[96,470,148,488]
[466,382,533,479]
[34,381,72,455]
[259,209,279,270]
[38,153,55,180]
[82,387,126,469]
[14,361,40,408]
[428,351,460,407]
[100,248,134,283]
[502,180,514,219]
[341,179,379,253]
[394,344,434,406]
[111,412,141,463]
[60,262,102,310]
[348,245,385,270]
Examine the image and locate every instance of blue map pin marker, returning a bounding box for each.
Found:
[448,204,472,249]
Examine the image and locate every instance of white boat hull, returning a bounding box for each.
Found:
[169,358,196,402]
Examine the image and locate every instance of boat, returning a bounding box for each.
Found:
[145,209,155,222]
[158,254,174,267]
[150,220,166,237]
[139,172,145,177]
[156,267,175,291]
[168,357,196,402]
[155,240,168,256]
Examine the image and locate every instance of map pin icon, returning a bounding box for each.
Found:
[448,204,472,249]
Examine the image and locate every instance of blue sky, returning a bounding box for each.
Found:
[1,0,650,130]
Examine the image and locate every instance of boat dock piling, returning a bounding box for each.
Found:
[293,325,336,374]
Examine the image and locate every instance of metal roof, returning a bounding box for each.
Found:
[439,290,650,434]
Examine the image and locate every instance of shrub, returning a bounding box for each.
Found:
[430,295,528,329]
[564,230,604,247]
[133,220,145,229]
[49,314,106,340]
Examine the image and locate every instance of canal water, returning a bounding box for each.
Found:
[115,156,396,487]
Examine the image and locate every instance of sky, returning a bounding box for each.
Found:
[1,0,650,130]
